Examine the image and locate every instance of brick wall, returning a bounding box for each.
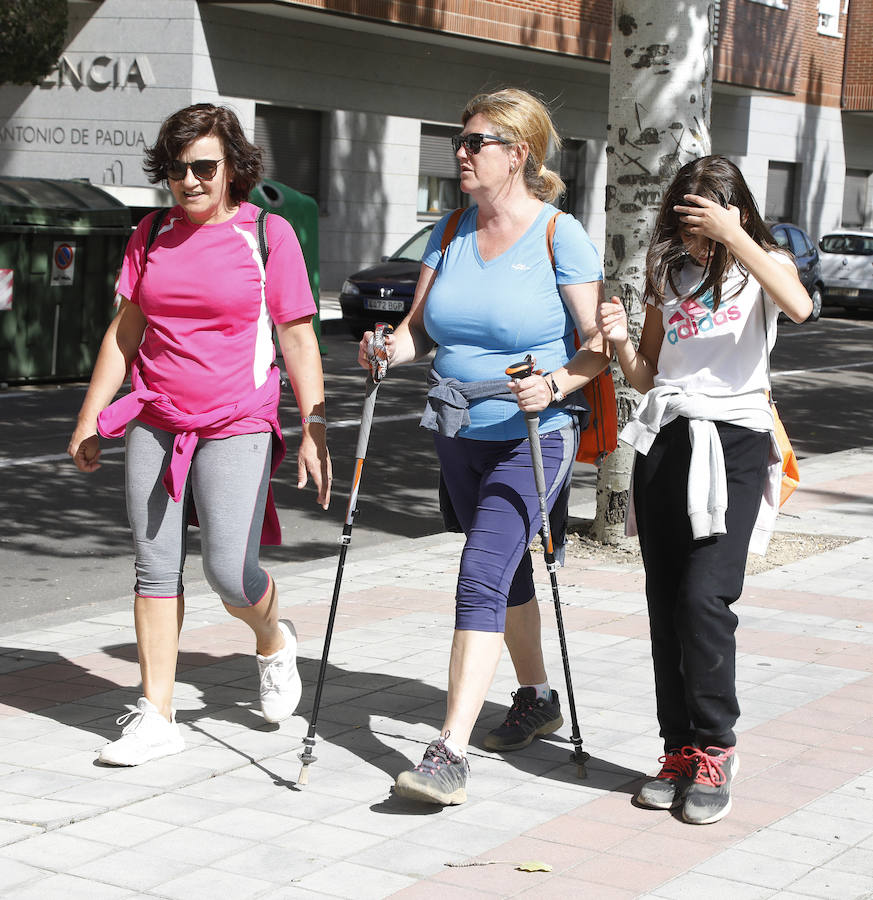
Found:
[280,0,860,109]
[279,0,612,60]
[715,0,846,107]
[844,0,873,111]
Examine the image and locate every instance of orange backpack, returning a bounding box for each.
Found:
[441,209,617,466]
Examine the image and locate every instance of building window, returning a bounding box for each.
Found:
[817,0,843,36]
[842,169,870,228]
[745,0,788,9]
[765,161,797,223]
[418,123,465,216]
[255,105,323,203]
[555,139,584,215]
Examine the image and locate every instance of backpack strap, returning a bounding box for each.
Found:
[439,207,565,267]
[144,207,270,268]
[256,207,270,268]
[546,210,565,271]
[145,207,169,260]
[440,207,465,254]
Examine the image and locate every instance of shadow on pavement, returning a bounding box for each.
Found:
[0,641,644,800]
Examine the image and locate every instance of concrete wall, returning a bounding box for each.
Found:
[712,92,851,239]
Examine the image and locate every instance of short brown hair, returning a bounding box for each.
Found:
[144,104,263,204]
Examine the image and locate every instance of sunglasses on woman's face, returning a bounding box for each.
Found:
[451,133,512,155]
[166,158,225,181]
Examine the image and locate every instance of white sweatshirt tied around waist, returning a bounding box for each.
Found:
[621,386,783,555]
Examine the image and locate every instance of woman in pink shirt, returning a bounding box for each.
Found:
[68,104,331,766]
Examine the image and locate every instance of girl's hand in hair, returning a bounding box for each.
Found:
[675,194,744,248]
[596,295,628,345]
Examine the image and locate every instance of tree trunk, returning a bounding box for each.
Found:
[591,0,714,544]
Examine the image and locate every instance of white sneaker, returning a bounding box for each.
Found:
[98,697,185,766]
[257,619,302,723]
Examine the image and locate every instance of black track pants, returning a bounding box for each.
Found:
[633,417,769,751]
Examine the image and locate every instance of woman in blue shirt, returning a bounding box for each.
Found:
[358,89,608,805]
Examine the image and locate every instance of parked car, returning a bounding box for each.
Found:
[769,222,824,321]
[818,229,873,312]
[339,224,435,338]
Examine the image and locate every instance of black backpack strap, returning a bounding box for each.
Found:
[145,207,169,260]
[257,207,270,268]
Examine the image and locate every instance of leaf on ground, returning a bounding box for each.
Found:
[516,861,553,872]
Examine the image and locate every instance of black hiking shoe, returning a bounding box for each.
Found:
[483,687,564,752]
[394,736,470,805]
[635,747,698,810]
[682,746,739,825]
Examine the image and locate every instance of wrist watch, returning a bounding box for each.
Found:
[302,414,327,427]
[548,373,565,403]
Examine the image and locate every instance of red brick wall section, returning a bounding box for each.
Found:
[280,0,612,61]
[844,0,873,111]
[279,0,860,109]
[715,0,846,107]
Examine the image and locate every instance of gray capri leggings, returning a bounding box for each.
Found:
[125,420,272,607]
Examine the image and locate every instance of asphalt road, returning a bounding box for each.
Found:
[2,308,872,629]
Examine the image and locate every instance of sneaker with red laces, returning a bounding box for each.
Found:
[483,687,563,752]
[636,746,698,809]
[682,745,739,825]
[394,736,470,805]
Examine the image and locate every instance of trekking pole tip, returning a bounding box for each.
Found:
[571,748,590,779]
[297,761,310,786]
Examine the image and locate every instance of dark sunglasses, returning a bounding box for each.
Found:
[451,132,512,155]
[166,158,225,181]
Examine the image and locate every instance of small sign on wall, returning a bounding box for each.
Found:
[51,242,76,286]
[0,269,12,310]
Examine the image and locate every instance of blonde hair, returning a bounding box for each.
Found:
[461,88,565,202]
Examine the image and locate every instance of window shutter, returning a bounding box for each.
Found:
[255,105,321,200]
[420,124,458,179]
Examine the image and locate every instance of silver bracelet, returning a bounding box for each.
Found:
[302,414,327,427]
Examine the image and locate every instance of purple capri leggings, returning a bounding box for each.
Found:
[434,422,578,633]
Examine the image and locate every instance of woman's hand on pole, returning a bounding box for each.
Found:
[507,371,552,413]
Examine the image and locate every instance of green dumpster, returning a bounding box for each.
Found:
[0,177,131,383]
[249,179,323,351]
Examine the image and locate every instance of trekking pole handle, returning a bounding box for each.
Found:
[368,322,394,384]
[506,354,549,503]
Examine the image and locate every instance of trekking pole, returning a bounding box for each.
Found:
[297,323,394,787]
[506,354,590,778]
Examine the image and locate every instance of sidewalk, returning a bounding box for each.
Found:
[1,447,871,898]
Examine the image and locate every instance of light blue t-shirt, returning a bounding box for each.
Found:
[422,203,602,440]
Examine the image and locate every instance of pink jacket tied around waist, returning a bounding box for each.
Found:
[97,361,287,545]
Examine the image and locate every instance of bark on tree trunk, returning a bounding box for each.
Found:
[591,0,714,544]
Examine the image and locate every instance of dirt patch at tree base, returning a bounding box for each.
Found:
[545,522,859,575]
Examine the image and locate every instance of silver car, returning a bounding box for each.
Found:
[819,230,873,311]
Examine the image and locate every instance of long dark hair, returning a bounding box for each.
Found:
[645,155,779,310]
[143,103,263,205]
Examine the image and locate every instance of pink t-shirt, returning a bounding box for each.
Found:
[118,201,315,416]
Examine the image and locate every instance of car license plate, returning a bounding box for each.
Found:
[365,297,405,312]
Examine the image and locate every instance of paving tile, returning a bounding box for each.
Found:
[70,847,194,890]
[784,865,873,898]
[648,871,774,899]
[2,831,111,870]
[297,860,416,898]
[695,847,816,889]
[3,872,132,899]
[153,866,275,900]
[61,810,176,846]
